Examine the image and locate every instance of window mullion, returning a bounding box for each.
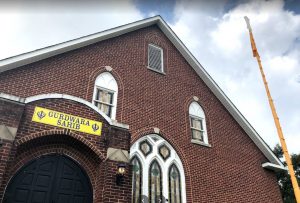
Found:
[94,100,114,106]
[190,127,204,132]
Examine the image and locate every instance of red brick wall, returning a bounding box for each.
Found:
[0,99,131,202]
[0,99,24,191]
[0,99,24,128]
[0,25,282,202]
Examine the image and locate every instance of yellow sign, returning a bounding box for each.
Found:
[32,106,102,136]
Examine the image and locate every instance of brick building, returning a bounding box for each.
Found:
[0,16,284,202]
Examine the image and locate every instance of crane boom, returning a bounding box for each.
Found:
[244,16,300,203]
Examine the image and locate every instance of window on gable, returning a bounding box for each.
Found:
[189,101,209,145]
[148,44,163,73]
[93,72,118,119]
[190,116,204,142]
[94,88,114,117]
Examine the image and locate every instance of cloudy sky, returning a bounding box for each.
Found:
[0,0,299,154]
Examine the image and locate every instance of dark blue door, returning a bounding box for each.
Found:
[3,154,92,203]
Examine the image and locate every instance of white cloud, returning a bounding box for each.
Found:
[267,56,297,74]
[171,0,300,154]
[0,0,143,59]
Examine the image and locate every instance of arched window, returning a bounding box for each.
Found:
[131,156,142,203]
[149,160,162,203]
[189,101,208,144]
[130,134,186,202]
[169,164,181,203]
[93,72,118,119]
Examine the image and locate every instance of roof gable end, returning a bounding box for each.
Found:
[0,16,284,169]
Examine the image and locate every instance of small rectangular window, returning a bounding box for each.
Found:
[148,44,163,72]
[190,117,204,142]
[94,88,114,117]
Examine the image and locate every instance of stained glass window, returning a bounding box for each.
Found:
[131,157,142,203]
[149,160,162,203]
[169,164,181,203]
[139,140,152,157]
[130,135,186,202]
[159,144,171,161]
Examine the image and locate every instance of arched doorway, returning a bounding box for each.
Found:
[3,154,93,203]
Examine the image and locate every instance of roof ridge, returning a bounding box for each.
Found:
[0,15,162,62]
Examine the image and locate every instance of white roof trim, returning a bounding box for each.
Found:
[262,162,287,172]
[0,92,25,103]
[0,93,129,129]
[0,17,161,73]
[0,16,282,167]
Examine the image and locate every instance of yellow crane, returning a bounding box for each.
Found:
[244,16,300,203]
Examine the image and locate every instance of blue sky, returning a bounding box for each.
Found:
[134,0,176,22]
[284,0,300,13]
[0,0,300,154]
[135,0,300,22]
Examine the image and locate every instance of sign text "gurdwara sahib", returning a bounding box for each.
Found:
[32,106,102,136]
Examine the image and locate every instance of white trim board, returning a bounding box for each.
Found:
[0,16,283,169]
[0,17,160,73]
[262,162,286,172]
[0,92,129,130]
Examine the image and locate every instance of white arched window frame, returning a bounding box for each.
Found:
[130,134,186,203]
[93,72,118,120]
[189,101,210,146]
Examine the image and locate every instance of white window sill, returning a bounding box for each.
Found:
[147,66,166,75]
[191,139,211,148]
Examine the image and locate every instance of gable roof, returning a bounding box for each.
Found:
[0,16,284,169]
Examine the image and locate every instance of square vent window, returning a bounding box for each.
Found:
[148,44,163,73]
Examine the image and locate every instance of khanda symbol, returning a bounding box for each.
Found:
[37,111,46,120]
[92,123,99,132]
